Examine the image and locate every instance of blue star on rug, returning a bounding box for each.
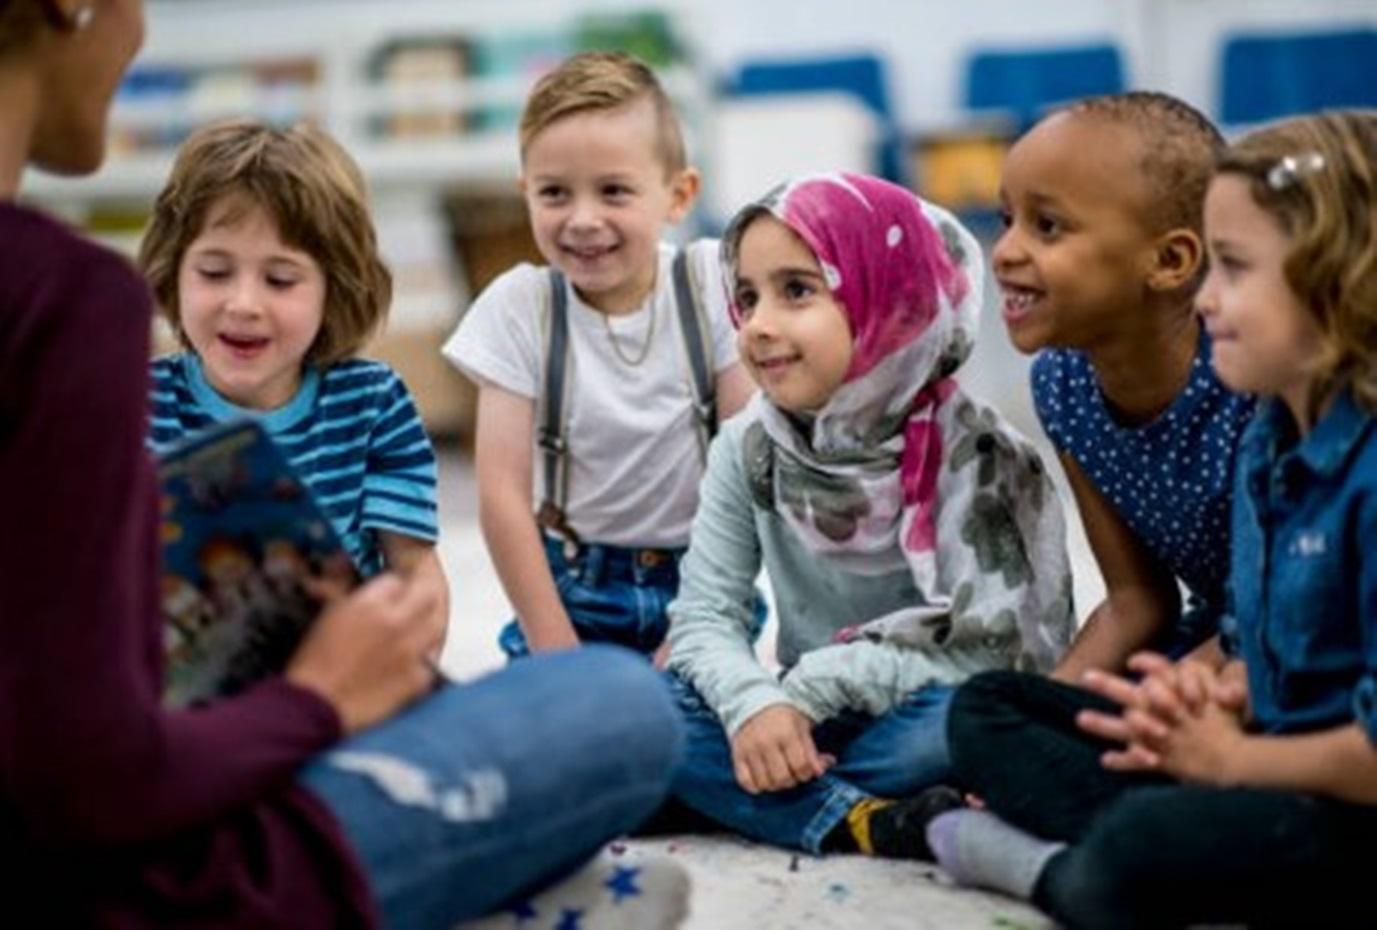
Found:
[604,865,643,903]
[509,899,538,923]
[553,907,585,930]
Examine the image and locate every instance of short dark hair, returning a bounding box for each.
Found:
[1067,91,1225,237]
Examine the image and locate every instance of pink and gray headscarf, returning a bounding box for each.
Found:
[724,173,1071,669]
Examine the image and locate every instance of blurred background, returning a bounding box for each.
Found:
[25,0,1377,676]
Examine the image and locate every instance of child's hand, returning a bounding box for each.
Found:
[286,572,442,734]
[1075,652,1244,748]
[1100,688,1248,784]
[730,703,830,794]
[1076,653,1249,782]
[378,535,450,655]
[651,640,672,670]
[1124,651,1248,717]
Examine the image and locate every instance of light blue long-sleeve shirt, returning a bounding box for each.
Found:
[667,414,1074,736]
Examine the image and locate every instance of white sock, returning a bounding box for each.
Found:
[926,809,1065,901]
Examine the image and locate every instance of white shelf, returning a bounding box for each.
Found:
[24,153,178,202]
[24,2,708,210]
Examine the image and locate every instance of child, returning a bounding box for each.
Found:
[442,51,754,659]
[665,172,1075,857]
[929,110,1377,929]
[141,120,447,629]
[995,91,1256,680]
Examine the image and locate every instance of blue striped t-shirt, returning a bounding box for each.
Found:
[148,353,438,576]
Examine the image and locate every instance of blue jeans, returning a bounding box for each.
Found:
[502,534,767,659]
[500,535,686,658]
[299,647,683,930]
[668,674,954,853]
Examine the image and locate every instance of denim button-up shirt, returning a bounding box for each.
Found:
[1220,390,1377,739]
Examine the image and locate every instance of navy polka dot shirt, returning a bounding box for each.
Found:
[1032,330,1255,645]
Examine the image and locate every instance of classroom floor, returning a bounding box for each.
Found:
[431,267,1099,928]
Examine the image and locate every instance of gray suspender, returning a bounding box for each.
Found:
[536,248,717,542]
[534,262,575,539]
[670,248,719,446]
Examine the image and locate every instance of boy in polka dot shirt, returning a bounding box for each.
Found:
[994,91,1254,680]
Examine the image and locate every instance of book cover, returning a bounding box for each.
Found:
[158,420,357,708]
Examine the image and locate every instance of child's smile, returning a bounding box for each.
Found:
[557,239,622,275]
[998,283,1044,330]
[992,112,1164,354]
[521,97,696,315]
[176,196,326,411]
[733,216,853,413]
[218,333,271,358]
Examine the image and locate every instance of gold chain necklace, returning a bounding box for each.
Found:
[600,305,657,366]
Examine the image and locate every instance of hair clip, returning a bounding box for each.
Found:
[1266,153,1325,191]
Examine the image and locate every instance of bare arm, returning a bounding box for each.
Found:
[1052,454,1180,682]
[379,532,450,650]
[1088,670,1377,805]
[474,383,578,652]
[1219,725,1377,804]
[715,362,755,422]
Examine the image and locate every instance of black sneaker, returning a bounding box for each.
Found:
[869,784,967,860]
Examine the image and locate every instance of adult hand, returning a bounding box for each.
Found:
[286,572,442,734]
[730,703,829,794]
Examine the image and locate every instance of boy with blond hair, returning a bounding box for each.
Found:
[444,51,754,659]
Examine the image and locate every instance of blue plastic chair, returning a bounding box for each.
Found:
[1220,28,1377,125]
[963,43,1125,131]
[726,53,907,184]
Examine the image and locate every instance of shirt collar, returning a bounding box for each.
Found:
[1248,387,1373,480]
[182,352,319,435]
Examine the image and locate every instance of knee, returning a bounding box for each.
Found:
[576,646,684,772]
[948,671,1029,744]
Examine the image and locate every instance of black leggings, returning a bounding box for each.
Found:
[948,670,1377,930]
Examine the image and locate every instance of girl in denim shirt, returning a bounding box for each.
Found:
[925,111,1377,929]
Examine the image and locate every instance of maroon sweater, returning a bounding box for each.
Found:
[0,202,377,928]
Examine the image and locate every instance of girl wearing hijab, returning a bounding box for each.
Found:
[664,173,1074,858]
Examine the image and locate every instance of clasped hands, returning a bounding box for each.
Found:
[1076,651,1251,786]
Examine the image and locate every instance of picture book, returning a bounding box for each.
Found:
[158,420,358,708]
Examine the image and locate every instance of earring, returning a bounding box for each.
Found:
[72,4,94,30]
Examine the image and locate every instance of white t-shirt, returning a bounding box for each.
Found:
[443,240,740,548]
